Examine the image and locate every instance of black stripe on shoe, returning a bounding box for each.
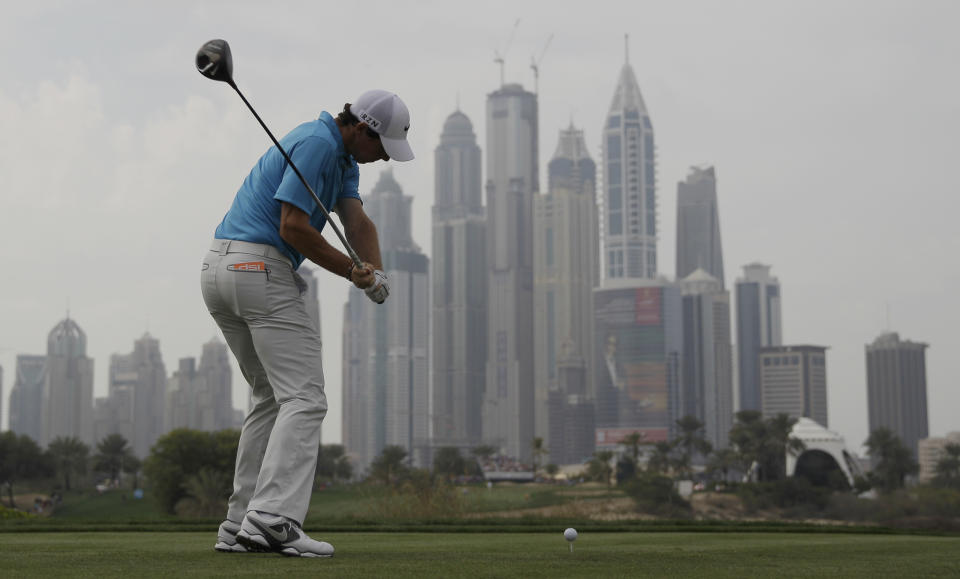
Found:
[246,517,301,551]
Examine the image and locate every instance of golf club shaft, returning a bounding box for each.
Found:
[227,79,364,269]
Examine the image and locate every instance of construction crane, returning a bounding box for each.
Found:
[494,19,521,87]
[530,33,553,95]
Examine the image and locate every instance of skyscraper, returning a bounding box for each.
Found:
[594,280,683,445]
[432,109,486,452]
[600,44,657,282]
[343,170,429,471]
[299,265,322,438]
[199,337,234,430]
[165,338,234,434]
[93,387,134,449]
[165,357,198,432]
[676,166,724,286]
[866,332,929,458]
[759,345,828,427]
[42,316,94,446]
[105,333,167,457]
[9,355,45,443]
[735,263,782,412]
[592,43,679,451]
[680,269,734,449]
[483,82,538,462]
[535,124,598,459]
[300,266,322,334]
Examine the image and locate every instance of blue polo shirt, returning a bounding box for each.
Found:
[214,111,361,268]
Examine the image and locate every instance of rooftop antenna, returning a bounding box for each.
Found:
[494,19,520,87]
[530,33,553,95]
[625,33,629,64]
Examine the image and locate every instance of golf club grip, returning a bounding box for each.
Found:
[230,82,364,269]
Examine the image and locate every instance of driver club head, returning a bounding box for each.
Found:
[196,39,233,84]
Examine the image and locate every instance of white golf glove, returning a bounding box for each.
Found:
[365,270,389,304]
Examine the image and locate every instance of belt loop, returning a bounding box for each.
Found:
[218,240,230,256]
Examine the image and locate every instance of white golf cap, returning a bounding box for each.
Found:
[351,89,414,162]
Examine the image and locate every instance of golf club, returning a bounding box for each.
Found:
[195,39,364,270]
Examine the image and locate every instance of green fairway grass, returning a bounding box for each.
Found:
[33,483,603,526]
[48,490,177,522]
[307,483,580,520]
[0,532,957,578]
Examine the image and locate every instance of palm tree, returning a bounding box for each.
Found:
[176,467,231,517]
[706,448,740,484]
[729,411,804,481]
[47,436,90,491]
[646,441,675,476]
[93,434,140,487]
[335,454,353,481]
[762,413,805,481]
[865,428,918,492]
[545,463,559,480]
[433,447,466,481]
[933,443,960,489]
[370,445,409,486]
[729,410,765,479]
[673,416,714,478]
[588,450,615,489]
[0,432,49,507]
[531,437,549,478]
[316,444,352,483]
[621,431,646,464]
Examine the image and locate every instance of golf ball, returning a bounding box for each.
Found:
[564,527,578,541]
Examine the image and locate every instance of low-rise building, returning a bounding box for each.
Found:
[917,432,960,483]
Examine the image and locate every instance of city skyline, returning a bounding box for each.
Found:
[1,2,958,456]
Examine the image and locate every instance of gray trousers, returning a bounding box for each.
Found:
[201,239,327,525]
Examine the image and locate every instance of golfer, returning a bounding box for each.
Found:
[202,90,414,557]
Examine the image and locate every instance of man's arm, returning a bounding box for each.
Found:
[278,201,375,289]
[335,198,383,271]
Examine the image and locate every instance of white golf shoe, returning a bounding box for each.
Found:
[214,519,248,553]
[235,510,335,558]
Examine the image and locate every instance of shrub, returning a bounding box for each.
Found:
[174,467,232,518]
[615,458,636,484]
[142,429,239,514]
[737,478,832,515]
[0,504,35,520]
[822,492,876,522]
[365,469,464,520]
[623,472,691,518]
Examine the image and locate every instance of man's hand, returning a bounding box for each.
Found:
[350,262,375,289]
[364,270,389,304]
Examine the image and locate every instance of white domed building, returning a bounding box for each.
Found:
[787,418,863,488]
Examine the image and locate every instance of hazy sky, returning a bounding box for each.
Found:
[1,1,957,452]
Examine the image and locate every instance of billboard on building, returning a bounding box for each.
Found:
[595,427,668,450]
[594,286,671,431]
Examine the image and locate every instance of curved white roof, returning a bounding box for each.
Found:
[787,418,862,487]
[791,417,845,443]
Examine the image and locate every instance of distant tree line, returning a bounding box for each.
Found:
[0,431,140,509]
[561,411,948,517]
[3,414,957,522]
